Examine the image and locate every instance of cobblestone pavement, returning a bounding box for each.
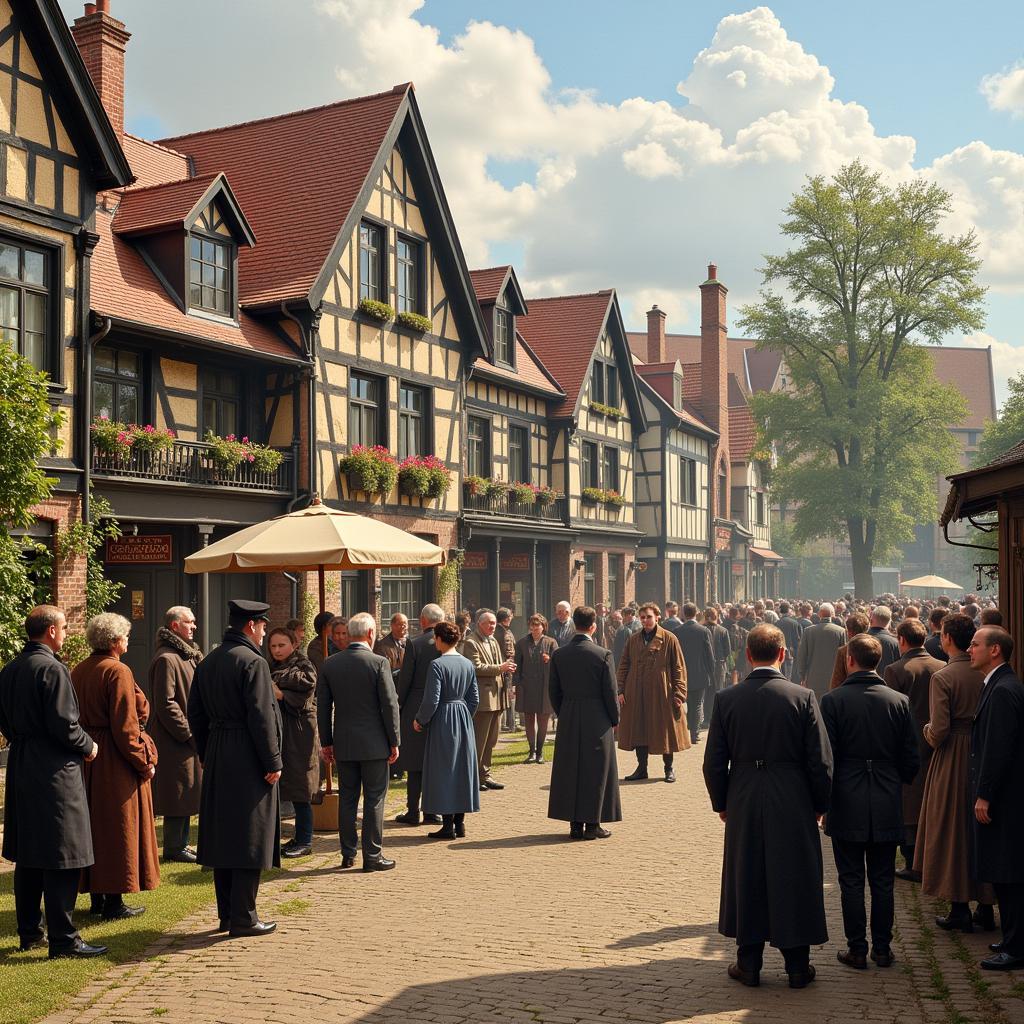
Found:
[42,738,1024,1024]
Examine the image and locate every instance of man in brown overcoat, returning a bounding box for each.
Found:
[148,606,203,863]
[617,603,688,783]
[884,617,943,881]
[374,613,409,673]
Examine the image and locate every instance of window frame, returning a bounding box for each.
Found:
[756,490,766,526]
[607,554,620,612]
[493,300,515,367]
[199,366,245,439]
[93,344,146,425]
[187,232,235,317]
[0,231,61,382]
[583,553,596,608]
[467,414,491,479]
[581,440,598,490]
[602,445,619,493]
[605,363,619,410]
[508,422,530,484]
[397,380,429,460]
[395,233,424,315]
[590,360,606,405]
[348,370,386,450]
[679,455,698,507]
[358,218,387,304]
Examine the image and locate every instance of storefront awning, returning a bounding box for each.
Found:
[750,546,784,563]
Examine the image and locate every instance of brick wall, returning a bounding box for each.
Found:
[30,495,87,630]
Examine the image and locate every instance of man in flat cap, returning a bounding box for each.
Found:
[188,600,283,937]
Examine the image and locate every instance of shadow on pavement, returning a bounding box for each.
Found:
[607,921,721,949]
[451,833,576,850]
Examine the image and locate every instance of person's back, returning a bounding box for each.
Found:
[318,644,396,762]
[797,618,846,696]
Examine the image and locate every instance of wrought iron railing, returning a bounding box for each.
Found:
[92,440,294,494]
[463,489,567,522]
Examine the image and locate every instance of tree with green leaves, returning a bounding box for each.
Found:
[974,371,1024,468]
[740,161,985,598]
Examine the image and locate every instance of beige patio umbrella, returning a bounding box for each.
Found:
[901,574,963,590]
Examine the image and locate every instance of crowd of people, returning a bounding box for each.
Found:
[0,588,1019,998]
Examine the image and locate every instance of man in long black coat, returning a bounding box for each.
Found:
[968,627,1024,970]
[188,600,282,938]
[777,601,803,679]
[394,603,444,826]
[547,606,621,840]
[821,635,919,970]
[318,613,400,872]
[867,606,900,676]
[703,623,833,989]
[0,606,105,959]
[671,603,715,745]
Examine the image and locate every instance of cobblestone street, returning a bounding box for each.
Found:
[41,739,1024,1024]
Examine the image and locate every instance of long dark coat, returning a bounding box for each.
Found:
[970,663,1024,884]
[548,635,622,825]
[187,630,283,870]
[72,654,161,894]
[671,619,715,694]
[0,642,95,870]
[868,626,900,676]
[820,671,919,843]
[395,627,438,773]
[147,629,202,817]
[270,650,320,803]
[417,652,480,814]
[616,626,689,754]
[703,667,833,949]
[513,633,557,715]
[883,647,943,839]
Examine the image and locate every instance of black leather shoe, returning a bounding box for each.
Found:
[394,811,421,825]
[524,751,537,764]
[894,867,921,882]
[727,962,759,987]
[569,824,585,841]
[482,778,505,790]
[422,814,441,824]
[974,905,997,931]
[282,844,312,858]
[18,934,46,952]
[584,826,612,840]
[535,753,546,765]
[88,896,104,915]
[103,903,145,920]
[788,965,816,988]
[871,948,895,968]
[363,857,396,872]
[623,767,648,782]
[454,821,466,838]
[664,768,676,783]
[228,920,277,938]
[935,912,973,933]
[214,919,229,934]
[990,941,1004,953]
[164,848,198,864]
[428,827,456,840]
[340,856,356,869]
[49,939,108,960]
[981,951,1024,970]
[837,949,867,969]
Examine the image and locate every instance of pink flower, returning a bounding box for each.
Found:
[242,436,249,444]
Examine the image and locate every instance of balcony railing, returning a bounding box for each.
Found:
[463,489,567,522]
[92,440,294,495]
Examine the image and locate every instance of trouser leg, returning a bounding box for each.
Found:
[524,714,537,752]
[442,814,454,828]
[13,865,45,946]
[865,842,897,952]
[337,761,361,858]
[163,815,190,856]
[213,868,231,924]
[832,838,869,954]
[406,770,422,814]
[686,689,703,741]
[360,759,388,863]
[536,714,550,752]
[635,745,649,771]
[453,813,464,826]
[292,802,313,846]
[42,869,80,951]
[781,945,811,973]
[229,868,260,929]
[475,710,501,779]
[995,882,1024,957]
[736,942,764,973]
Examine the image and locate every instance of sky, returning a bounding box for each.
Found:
[60,0,1024,405]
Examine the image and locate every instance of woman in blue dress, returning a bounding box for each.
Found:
[414,620,480,839]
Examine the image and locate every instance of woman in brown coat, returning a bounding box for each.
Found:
[914,614,996,931]
[71,613,160,919]
[513,615,558,764]
[268,627,320,858]
[617,603,689,783]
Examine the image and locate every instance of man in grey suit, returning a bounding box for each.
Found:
[868,606,900,677]
[671,603,715,745]
[317,613,400,872]
[796,602,846,698]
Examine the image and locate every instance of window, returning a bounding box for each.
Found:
[93,347,140,424]
[605,364,619,409]
[591,362,605,404]
[359,221,384,301]
[467,415,490,478]
[607,555,620,612]
[684,562,696,601]
[396,236,420,314]
[584,554,596,608]
[348,373,383,448]
[680,456,697,506]
[398,383,426,459]
[340,571,365,616]
[508,424,529,484]
[966,431,980,447]
[602,446,619,492]
[381,566,425,624]
[756,490,766,525]
[581,441,598,489]
[494,303,513,365]
[0,238,50,371]
[201,368,241,437]
[670,561,683,603]
[189,236,231,314]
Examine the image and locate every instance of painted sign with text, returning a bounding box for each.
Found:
[106,535,174,565]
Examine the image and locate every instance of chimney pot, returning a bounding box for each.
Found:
[646,303,667,364]
[84,2,96,13]
[96,0,110,12]
[708,263,717,281]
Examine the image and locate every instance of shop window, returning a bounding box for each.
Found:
[0,237,52,373]
[670,561,683,603]
[607,555,621,612]
[684,562,696,601]
[93,346,141,424]
[340,570,364,616]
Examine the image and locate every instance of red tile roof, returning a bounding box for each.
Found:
[159,86,409,307]
[728,404,759,461]
[472,334,564,398]
[626,331,754,385]
[634,363,715,433]
[112,173,221,236]
[679,362,703,405]
[119,134,189,189]
[468,266,511,304]
[518,291,613,418]
[91,206,301,361]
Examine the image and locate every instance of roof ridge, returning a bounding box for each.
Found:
[122,132,191,160]
[470,265,512,274]
[157,84,411,146]
[118,172,217,197]
[526,289,613,303]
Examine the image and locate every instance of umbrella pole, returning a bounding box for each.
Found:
[319,564,327,660]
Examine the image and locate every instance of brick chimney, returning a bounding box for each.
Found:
[700,263,730,521]
[71,1,130,138]
[646,304,666,364]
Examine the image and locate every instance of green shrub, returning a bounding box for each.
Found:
[396,310,432,333]
[339,445,398,494]
[358,298,394,322]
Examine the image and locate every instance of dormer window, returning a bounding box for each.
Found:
[494,302,513,365]
[189,235,232,315]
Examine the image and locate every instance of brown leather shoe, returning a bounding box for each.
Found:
[837,949,867,970]
[788,964,816,989]
[871,948,895,968]
[727,962,759,987]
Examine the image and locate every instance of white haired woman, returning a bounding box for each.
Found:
[71,613,160,919]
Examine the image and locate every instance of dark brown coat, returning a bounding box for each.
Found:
[271,651,320,803]
[616,626,689,754]
[374,632,408,673]
[513,633,557,715]
[147,630,202,818]
[884,647,944,839]
[829,643,848,691]
[913,653,993,902]
[71,654,160,895]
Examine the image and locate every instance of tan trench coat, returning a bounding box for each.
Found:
[616,626,689,754]
[460,630,508,712]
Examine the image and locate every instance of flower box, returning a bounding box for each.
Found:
[339,445,398,495]
[508,482,536,504]
[591,401,625,420]
[396,310,432,333]
[358,297,394,323]
[128,423,176,454]
[463,475,492,497]
[534,486,560,507]
[581,487,603,505]
[399,455,452,500]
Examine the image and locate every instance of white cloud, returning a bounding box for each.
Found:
[958,333,1020,407]
[622,142,683,180]
[980,62,1024,118]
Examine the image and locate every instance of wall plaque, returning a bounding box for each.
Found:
[106,535,173,565]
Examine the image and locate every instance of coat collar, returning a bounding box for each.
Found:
[23,640,55,659]
[743,666,786,683]
[842,669,883,686]
[974,663,1012,720]
[902,647,929,660]
[223,629,264,657]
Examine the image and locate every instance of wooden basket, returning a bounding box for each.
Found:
[311,763,338,833]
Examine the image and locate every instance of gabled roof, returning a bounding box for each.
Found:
[469,265,526,313]
[112,172,256,246]
[634,363,717,438]
[626,331,757,388]
[119,134,189,189]
[471,331,564,399]
[20,0,132,188]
